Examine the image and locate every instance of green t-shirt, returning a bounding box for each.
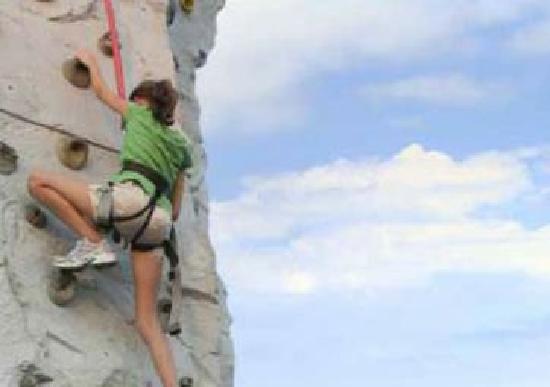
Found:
[109,103,193,213]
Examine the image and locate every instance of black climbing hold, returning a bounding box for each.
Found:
[173,55,180,73]
[62,58,90,89]
[56,136,89,170]
[167,0,176,26]
[98,31,121,58]
[0,141,17,175]
[169,323,182,336]
[192,49,208,68]
[25,204,47,229]
[180,0,194,15]
[179,377,193,387]
[157,298,172,334]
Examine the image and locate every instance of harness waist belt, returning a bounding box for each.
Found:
[121,160,170,196]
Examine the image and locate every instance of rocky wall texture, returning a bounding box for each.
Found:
[0,1,233,386]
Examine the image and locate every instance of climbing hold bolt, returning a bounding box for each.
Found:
[180,0,194,15]
[179,377,193,387]
[25,204,47,229]
[193,49,208,68]
[62,58,90,89]
[98,31,121,58]
[0,141,17,175]
[56,136,89,170]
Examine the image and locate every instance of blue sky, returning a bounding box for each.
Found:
[197,1,550,386]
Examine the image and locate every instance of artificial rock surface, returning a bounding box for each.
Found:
[0,1,233,386]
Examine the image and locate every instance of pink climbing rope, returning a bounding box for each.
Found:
[103,0,126,99]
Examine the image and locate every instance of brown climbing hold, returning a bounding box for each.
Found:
[0,141,17,175]
[62,58,90,89]
[25,204,47,229]
[57,136,89,170]
[98,31,121,58]
[180,0,194,14]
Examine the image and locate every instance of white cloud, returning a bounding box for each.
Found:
[199,0,546,132]
[211,144,550,295]
[360,74,510,106]
[509,20,550,55]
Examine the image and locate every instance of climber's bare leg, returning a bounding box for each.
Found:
[132,249,177,387]
[27,169,102,243]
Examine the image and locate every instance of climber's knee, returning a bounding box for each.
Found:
[27,170,47,197]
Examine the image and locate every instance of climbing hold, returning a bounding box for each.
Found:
[173,55,180,73]
[61,58,90,89]
[98,31,121,58]
[0,141,17,175]
[25,204,47,229]
[17,363,54,387]
[180,377,194,387]
[167,0,176,25]
[157,298,172,334]
[192,49,208,68]
[56,136,89,170]
[180,0,194,15]
[47,268,76,306]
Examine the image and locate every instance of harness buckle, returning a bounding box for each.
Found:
[95,182,114,229]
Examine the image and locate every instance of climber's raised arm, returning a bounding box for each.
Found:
[74,48,128,117]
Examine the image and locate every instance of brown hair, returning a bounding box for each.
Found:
[129,79,178,126]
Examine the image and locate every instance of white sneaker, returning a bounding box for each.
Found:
[53,239,117,269]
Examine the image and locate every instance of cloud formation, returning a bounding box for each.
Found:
[361,74,509,106]
[212,144,550,295]
[510,20,550,55]
[199,0,548,132]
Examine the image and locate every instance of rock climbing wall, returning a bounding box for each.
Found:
[0,1,233,386]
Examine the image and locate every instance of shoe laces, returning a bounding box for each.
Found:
[67,239,97,259]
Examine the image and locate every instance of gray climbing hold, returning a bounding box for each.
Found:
[56,136,89,170]
[180,376,193,387]
[47,268,76,306]
[62,58,90,89]
[25,204,47,229]
[193,49,208,68]
[157,298,172,333]
[0,141,17,175]
[17,362,53,387]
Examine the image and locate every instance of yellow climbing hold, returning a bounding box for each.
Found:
[180,0,194,15]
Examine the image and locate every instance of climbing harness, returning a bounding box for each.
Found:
[96,160,183,335]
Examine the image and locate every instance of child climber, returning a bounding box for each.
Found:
[27,48,192,387]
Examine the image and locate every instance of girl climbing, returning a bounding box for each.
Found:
[27,48,192,387]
